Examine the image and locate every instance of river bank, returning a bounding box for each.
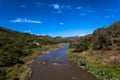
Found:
[68,49,120,80]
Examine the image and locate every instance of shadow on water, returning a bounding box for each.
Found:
[29,44,97,80]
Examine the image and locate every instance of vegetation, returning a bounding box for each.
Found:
[0,26,69,80]
[68,21,120,80]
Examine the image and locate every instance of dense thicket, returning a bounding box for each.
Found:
[71,21,120,52]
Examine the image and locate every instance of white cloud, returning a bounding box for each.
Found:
[65,5,73,10]
[10,18,41,24]
[24,30,31,33]
[20,5,27,8]
[105,15,114,18]
[51,4,60,9]
[52,10,63,14]
[106,9,120,12]
[60,5,73,10]
[79,13,86,16]
[33,2,46,7]
[76,6,82,9]
[11,18,21,22]
[59,22,64,25]
[50,4,73,10]
[70,12,87,16]
[78,34,87,37]
[82,9,96,13]
[87,10,96,13]
[24,30,33,34]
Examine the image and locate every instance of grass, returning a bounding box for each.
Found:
[68,49,120,80]
[20,65,32,80]
[0,64,32,80]
[0,64,25,80]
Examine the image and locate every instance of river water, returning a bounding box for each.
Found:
[29,44,97,80]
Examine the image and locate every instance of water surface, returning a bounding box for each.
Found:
[30,44,97,80]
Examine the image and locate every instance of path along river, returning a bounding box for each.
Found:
[30,44,97,80]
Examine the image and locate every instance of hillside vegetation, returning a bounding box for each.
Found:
[69,21,120,80]
[0,26,68,80]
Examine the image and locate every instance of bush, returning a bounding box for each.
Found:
[0,69,6,80]
[0,51,19,66]
[79,60,86,66]
[92,35,110,50]
[73,42,89,52]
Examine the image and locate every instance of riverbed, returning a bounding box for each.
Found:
[29,44,97,80]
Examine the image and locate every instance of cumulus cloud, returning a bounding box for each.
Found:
[50,4,74,10]
[10,18,41,24]
[51,4,60,9]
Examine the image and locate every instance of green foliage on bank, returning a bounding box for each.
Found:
[69,21,120,80]
[0,26,69,79]
[70,21,120,52]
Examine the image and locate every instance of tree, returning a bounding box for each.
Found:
[73,35,91,52]
[0,69,6,80]
[0,51,19,66]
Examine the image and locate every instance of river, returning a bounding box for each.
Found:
[29,44,97,80]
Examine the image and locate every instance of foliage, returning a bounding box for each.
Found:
[71,21,120,52]
[0,51,20,66]
[69,21,120,80]
[0,69,6,80]
[0,26,69,79]
[0,26,68,66]
[68,49,120,80]
[72,35,92,52]
[92,28,111,50]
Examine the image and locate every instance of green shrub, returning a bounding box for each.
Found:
[79,60,86,66]
[0,69,6,80]
[0,51,19,66]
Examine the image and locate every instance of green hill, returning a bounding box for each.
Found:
[0,26,68,79]
[69,21,120,80]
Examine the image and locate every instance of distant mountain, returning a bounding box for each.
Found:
[64,36,80,43]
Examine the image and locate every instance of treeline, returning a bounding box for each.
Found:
[0,26,68,67]
[70,21,120,52]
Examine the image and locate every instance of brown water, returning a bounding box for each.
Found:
[29,44,97,80]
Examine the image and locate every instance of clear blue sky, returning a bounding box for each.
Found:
[0,0,120,37]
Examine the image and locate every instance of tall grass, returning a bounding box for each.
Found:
[68,49,120,80]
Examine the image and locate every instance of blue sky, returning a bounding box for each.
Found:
[0,0,120,37]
